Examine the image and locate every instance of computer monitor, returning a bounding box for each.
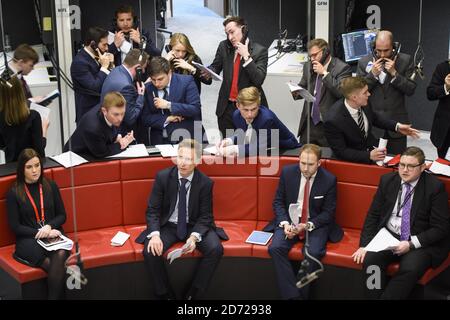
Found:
[342,29,378,63]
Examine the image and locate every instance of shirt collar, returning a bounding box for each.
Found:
[401,177,420,189]
[103,115,113,127]
[84,47,98,62]
[178,171,194,183]
[344,99,361,115]
[301,171,317,181]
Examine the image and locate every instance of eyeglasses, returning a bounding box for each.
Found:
[308,51,322,59]
[399,162,422,170]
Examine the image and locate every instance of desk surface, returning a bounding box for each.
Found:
[267,39,308,76]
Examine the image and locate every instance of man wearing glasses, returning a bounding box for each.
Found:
[352,146,450,299]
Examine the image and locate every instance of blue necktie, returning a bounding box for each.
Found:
[400,183,412,241]
[177,178,188,240]
[311,75,322,125]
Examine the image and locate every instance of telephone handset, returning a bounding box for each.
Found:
[164,44,172,53]
[372,41,402,61]
[136,65,144,85]
[240,24,249,44]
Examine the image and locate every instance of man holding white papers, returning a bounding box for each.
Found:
[297,39,351,146]
[135,139,228,300]
[352,147,450,299]
[63,92,134,158]
[427,60,450,159]
[324,76,420,164]
[265,144,343,300]
[207,16,268,138]
[217,87,300,157]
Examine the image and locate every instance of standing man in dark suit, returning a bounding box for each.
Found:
[352,147,450,299]
[357,30,417,154]
[427,60,450,159]
[217,86,300,157]
[71,27,114,124]
[142,56,202,145]
[136,139,227,300]
[63,92,134,158]
[9,44,39,100]
[297,39,351,146]
[265,144,343,300]
[208,16,268,138]
[324,76,419,164]
[109,4,161,67]
[100,49,148,140]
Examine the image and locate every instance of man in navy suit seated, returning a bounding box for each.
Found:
[265,144,343,300]
[71,27,114,124]
[100,49,149,141]
[141,56,202,145]
[63,92,135,158]
[217,86,300,157]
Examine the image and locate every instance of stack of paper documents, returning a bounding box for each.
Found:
[111,231,130,247]
[50,151,88,168]
[191,61,222,81]
[364,228,399,252]
[167,243,189,264]
[286,82,316,103]
[429,160,450,177]
[156,144,178,157]
[30,102,51,120]
[108,144,148,158]
[37,234,73,251]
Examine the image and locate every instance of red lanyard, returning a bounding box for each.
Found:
[24,184,45,227]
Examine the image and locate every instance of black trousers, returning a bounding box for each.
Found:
[384,134,407,155]
[143,223,223,297]
[362,248,432,299]
[436,129,450,159]
[268,226,328,300]
[218,101,237,138]
[299,120,329,147]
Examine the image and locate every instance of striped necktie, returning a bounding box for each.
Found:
[357,109,366,138]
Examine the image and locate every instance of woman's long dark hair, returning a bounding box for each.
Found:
[14,148,50,202]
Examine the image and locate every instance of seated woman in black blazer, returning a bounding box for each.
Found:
[7,148,69,299]
[0,77,49,162]
[165,33,212,94]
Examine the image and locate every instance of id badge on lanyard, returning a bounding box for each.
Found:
[24,184,45,228]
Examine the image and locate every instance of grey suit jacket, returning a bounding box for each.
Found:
[209,39,268,117]
[357,52,416,138]
[298,57,352,136]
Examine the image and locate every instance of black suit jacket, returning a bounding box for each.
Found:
[360,172,450,268]
[70,49,107,123]
[264,165,343,243]
[63,107,121,158]
[136,166,228,243]
[357,53,416,139]
[427,61,450,150]
[209,39,268,117]
[324,99,397,163]
[298,57,352,136]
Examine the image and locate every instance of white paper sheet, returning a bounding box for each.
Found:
[108,32,115,45]
[50,151,88,168]
[111,231,130,247]
[429,160,450,177]
[203,145,219,155]
[288,202,301,226]
[107,144,148,158]
[167,243,189,264]
[364,228,400,252]
[445,147,450,161]
[376,138,388,166]
[30,102,51,120]
[156,144,179,157]
[287,82,316,103]
[191,61,223,81]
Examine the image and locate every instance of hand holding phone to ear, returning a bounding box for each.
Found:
[130,27,141,44]
[114,31,125,48]
[384,56,398,77]
[236,38,250,60]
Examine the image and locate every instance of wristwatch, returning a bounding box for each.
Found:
[408,240,415,250]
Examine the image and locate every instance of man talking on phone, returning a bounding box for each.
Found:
[357,30,417,155]
[207,16,268,138]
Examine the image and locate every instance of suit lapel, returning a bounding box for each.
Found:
[169,168,179,215]
[341,103,365,140]
[410,174,425,224]
[290,166,301,204]
[309,167,322,201]
[384,176,402,225]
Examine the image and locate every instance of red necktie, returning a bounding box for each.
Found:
[299,178,310,239]
[229,53,241,101]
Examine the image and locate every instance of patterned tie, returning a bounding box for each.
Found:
[244,123,252,144]
[229,53,241,101]
[162,88,169,138]
[299,178,310,239]
[400,183,412,241]
[357,109,366,138]
[311,75,323,125]
[177,178,188,240]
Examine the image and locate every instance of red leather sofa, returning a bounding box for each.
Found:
[0,156,449,298]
